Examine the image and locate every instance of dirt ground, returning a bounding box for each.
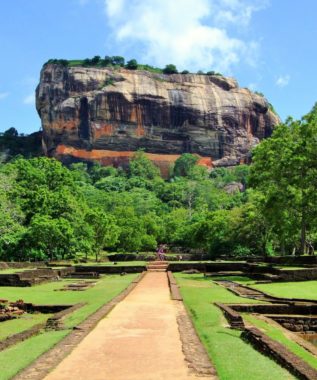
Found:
[43,272,215,380]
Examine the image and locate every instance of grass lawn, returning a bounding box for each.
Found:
[252,280,317,300]
[0,268,35,274]
[210,275,255,284]
[175,273,295,380]
[0,274,137,379]
[244,314,317,370]
[0,313,51,341]
[274,266,309,270]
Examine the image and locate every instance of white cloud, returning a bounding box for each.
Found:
[0,92,9,100]
[213,0,269,27]
[23,93,35,105]
[276,75,290,88]
[104,0,268,73]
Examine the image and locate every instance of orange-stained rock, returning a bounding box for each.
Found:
[197,157,213,168]
[56,145,210,178]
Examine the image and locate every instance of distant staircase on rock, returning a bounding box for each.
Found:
[146,261,169,272]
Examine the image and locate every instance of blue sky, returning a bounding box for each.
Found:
[0,0,316,134]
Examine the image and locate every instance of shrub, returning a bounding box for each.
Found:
[126,59,138,70]
[104,56,113,66]
[91,55,101,65]
[163,64,178,74]
[112,56,125,66]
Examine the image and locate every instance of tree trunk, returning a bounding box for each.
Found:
[300,216,306,255]
[262,232,267,258]
[280,237,286,256]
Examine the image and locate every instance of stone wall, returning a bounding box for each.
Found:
[214,303,245,329]
[242,327,317,380]
[74,265,146,274]
[270,316,317,333]
[0,268,58,286]
[230,303,317,315]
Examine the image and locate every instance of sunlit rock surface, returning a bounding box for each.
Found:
[36,64,280,174]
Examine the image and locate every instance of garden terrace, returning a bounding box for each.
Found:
[0,274,139,379]
[0,267,75,287]
[175,273,317,380]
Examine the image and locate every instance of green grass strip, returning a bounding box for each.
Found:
[0,330,68,380]
[253,280,317,300]
[175,273,295,380]
[0,274,137,379]
[0,313,51,341]
[244,314,317,370]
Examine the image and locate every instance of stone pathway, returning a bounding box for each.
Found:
[44,272,216,380]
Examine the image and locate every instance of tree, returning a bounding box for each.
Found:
[104,56,113,66]
[85,209,119,261]
[173,154,199,177]
[88,163,118,183]
[250,107,317,255]
[4,127,18,137]
[83,58,92,66]
[181,70,190,74]
[91,56,101,65]
[190,209,234,256]
[129,150,160,180]
[111,56,125,66]
[163,64,178,74]
[95,176,127,192]
[23,215,77,260]
[0,172,25,259]
[126,59,138,70]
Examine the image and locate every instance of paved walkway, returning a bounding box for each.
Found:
[44,272,213,380]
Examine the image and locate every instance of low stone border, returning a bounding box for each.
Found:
[74,265,146,274]
[45,303,85,330]
[215,280,317,306]
[167,271,183,301]
[170,271,217,378]
[242,327,317,380]
[177,302,218,378]
[13,272,146,380]
[227,302,317,316]
[0,303,84,353]
[215,297,317,379]
[256,314,317,358]
[214,303,245,329]
[0,323,45,353]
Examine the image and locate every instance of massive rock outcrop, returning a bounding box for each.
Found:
[36,64,280,175]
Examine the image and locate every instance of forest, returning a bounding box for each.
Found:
[1,105,317,261]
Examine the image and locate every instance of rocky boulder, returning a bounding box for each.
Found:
[36,64,280,176]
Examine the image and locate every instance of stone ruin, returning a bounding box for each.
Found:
[0,299,25,321]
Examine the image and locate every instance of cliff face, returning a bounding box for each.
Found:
[36,64,280,174]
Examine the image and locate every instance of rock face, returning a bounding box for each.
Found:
[36,64,280,175]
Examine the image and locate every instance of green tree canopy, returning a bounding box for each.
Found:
[126,59,138,70]
[163,64,178,74]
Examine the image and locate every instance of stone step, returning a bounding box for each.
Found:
[147,269,167,272]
